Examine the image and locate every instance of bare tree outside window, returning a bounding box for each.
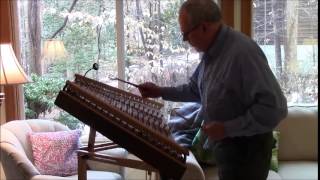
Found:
[252,0,318,105]
[16,0,318,131]
[17,0,199,130]
[123,0,200,113]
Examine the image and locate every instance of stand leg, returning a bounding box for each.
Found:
[78,154,87,180]
[88,128,96,152]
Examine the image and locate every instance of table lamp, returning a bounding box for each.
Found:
[42,39,67,61]
[0,43,30,106]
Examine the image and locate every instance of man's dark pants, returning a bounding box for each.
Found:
[213,132,274,180]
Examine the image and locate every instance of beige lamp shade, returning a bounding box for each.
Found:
[42,39,67,59]
[0,43,30,85]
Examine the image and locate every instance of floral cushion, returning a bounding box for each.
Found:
[28,129,81,176]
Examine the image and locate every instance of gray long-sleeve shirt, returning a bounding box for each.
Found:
[161,24,288,138]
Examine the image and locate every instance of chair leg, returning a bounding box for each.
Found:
[78,154,87,180]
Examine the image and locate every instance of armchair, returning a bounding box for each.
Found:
[0,119,127,180]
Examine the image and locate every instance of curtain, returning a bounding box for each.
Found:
[0,0,25,122]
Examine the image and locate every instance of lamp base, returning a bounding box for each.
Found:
[0,92,4,106]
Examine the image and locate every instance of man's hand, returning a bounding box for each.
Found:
[138,82,162,98]
[202,122,225,141]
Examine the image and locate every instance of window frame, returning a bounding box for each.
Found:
[1,0,251,122]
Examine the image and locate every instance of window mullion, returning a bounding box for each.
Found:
[116,0,125,89]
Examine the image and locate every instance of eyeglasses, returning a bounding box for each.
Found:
[182,24,201,41]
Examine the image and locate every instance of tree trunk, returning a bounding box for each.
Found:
[49,0,79,39]
[158,0,163,53]
[96,1,104,80]
[284,0,298,73]
[135,0,147,52]
[146,1,155,61]
[282,0,298,92]
[28,0,42,75]
[272,0,283,79]
[19,1,29,74]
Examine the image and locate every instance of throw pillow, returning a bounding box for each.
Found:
[28,129,81,176]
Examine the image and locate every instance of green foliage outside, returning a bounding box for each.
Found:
[24,74,64,119]
[24,73,84,129]
[55,111,84,130]
[26,0,190,129]
[20,0,318,129]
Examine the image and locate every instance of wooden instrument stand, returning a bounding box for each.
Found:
[77,127,159,180]
[55,74,188,180]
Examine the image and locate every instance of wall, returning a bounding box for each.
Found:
[1,1,18,179]
[0,102,5,125]
[0,0,25,122]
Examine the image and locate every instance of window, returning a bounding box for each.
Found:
[18,0,118,132]
[17,0,200,132]
[252,0,318,106]
[17,0,317,133]
[123,0,199,112]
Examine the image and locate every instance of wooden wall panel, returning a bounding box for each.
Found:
[221,0,234,28]
[0,0,12,43]
[241,0,252,36]
[221,0,252,37]
[0,0,25,121]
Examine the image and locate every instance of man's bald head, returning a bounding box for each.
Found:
[179,0,222,29]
